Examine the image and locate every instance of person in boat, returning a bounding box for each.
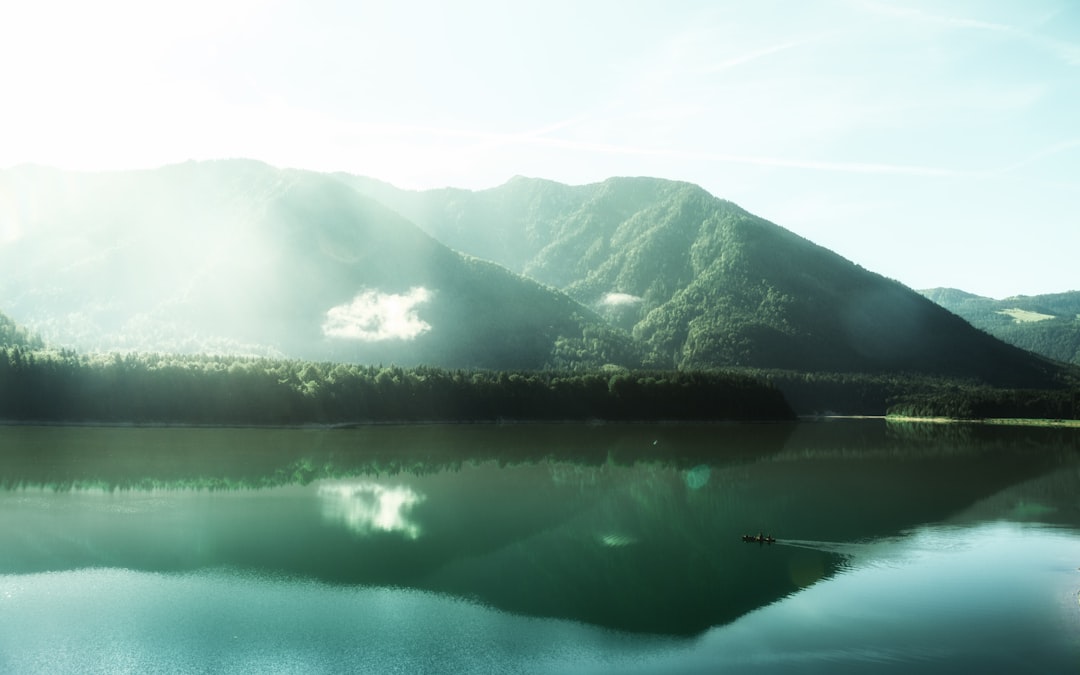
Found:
[741,533,776,543]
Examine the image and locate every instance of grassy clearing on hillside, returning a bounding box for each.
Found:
[997,308,1055,323]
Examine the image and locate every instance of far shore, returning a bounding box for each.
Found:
[0,417,791,430]
[882,415,1080,428]
[3,416,1079,429]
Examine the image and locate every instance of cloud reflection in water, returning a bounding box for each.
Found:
[317,481,425,539]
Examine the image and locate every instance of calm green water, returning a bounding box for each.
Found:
[1,421,1078,673]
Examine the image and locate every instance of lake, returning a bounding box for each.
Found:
[1,421,1078,673]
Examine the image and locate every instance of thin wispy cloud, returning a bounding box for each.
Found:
[3,0,1076,298]
[704,33,832,73]
[992,138,1080,174]
[857,0,1080,66]
[335,120,969,179]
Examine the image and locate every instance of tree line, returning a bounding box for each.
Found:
[744,368,1079,420]
[0,314,44,351]
[0,347,794,425]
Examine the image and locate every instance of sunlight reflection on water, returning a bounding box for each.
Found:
[2,522,1077,674]
[683,522,1080,674]
[0,568,678,674]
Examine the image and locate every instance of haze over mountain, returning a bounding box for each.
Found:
[922,288,1080,366]
[0,161,636,370]
[0,160,1069,387]
[4,1,1076,301]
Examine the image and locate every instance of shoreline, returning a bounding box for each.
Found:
[883,415,1080,428]
[0,417,794,430]
[3,415,1078,430]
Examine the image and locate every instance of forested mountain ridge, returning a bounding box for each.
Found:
[348,174,1067,387]
[921,288,1080,366]
[0,162,637,370]
[343,174,696,293]
[1,161,1072,388]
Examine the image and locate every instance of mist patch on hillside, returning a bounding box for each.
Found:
[601,292,643,307]
[323,287,432,341]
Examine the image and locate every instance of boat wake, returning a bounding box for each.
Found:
[771,539,877,557]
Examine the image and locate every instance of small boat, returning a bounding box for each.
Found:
[741,534,776,544]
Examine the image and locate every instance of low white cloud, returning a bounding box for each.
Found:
[601,292,643,307]
[323,287,432,341]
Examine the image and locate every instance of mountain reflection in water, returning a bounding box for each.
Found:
[0,420,1078,669]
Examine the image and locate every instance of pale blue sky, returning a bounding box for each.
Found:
[2,0,1077,298]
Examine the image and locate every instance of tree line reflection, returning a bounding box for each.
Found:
[0,421,1076,635]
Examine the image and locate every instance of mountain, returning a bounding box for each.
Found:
[348,175,1067,387]
[921,288,1080,366]
[0,162,638,370]
[3,161,1071,388]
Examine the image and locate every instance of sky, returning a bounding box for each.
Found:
[2,0,1078,298]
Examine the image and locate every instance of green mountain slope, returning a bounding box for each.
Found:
[921,288,1080,365]
[349,176,1066,387]
[0,162,637,369]
[345,175,689,295]
[5,163,1071,388]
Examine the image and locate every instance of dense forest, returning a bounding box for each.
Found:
[0,312,44,351]
[0,345,795,425]
[2,341,1076,425]
[747,369,1080,421]
[4,305,1078,424]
